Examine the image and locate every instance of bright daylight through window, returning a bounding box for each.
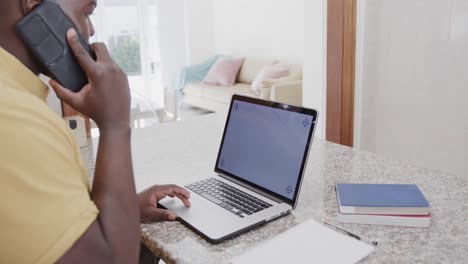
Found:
[91,0,163,132]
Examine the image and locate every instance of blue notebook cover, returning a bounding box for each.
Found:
[336,184,430,208]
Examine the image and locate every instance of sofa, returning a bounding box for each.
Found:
[182,58,303,112]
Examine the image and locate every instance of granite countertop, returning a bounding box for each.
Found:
[80,114,468,264]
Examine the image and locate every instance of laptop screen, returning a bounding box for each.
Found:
[215,95,317,205]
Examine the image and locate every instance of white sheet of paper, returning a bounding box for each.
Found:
[231,219,375,264]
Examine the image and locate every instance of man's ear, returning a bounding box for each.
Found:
[21,0,44,15]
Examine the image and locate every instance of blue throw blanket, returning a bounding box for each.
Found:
[173,54,223,92]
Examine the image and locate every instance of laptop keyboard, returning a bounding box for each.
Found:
[186,178,273,218]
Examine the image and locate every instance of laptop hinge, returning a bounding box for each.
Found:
[217,173,285,204]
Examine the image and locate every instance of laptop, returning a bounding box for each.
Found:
[159,95,318,243]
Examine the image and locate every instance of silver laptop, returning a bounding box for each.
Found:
[159,95,318,243]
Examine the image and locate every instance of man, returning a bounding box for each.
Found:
[0,0,191,263]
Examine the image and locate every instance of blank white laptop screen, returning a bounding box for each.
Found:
[216,100,314,200]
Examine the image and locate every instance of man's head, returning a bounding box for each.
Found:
[0,0,97,74]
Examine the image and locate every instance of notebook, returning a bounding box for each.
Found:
[336,183,430,215]
[337,213,432,228]
[231,219,375,264]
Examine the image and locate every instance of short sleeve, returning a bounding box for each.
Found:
[0,89,98,264]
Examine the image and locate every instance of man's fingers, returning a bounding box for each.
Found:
[156,191,190,207]
[163,188,191,207]
[91,42,112,63]
[148,208,177,222]
[148,185,191,208]
[170,185,191,199]
[173,186,191,207]
[157,185,190,198]
[49,79,82,108]
[67,29,95,74]
[175,193,191,207]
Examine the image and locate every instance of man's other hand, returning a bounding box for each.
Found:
[138,184,191,223]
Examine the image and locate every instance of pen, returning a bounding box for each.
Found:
[323,221,361,240]
[323,221,378,246]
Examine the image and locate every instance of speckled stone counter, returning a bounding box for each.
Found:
[81,114,468,264]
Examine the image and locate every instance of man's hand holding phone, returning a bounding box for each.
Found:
[49,29,130,133]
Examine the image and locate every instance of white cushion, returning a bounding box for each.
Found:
[251,63,290,94]
[237,58,275,84]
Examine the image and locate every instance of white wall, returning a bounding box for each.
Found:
[303,0,327,138]
[184,0,214,65]
[355,0,468,177]
[158,0,188,88]
[158,0,214,88]
[213,0,304,64]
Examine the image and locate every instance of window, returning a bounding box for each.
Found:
[91,0,163,132]
[92,0,163,104]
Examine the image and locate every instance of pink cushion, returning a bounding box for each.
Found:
[203,57,245,86]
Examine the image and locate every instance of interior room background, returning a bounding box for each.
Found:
[46,0,466,180]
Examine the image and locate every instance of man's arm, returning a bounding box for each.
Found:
[57,128,139,264]
[52,29,139,263]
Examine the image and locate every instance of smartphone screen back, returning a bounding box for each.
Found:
[16,0,95,92]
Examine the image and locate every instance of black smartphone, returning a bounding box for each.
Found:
[16,0,95,92]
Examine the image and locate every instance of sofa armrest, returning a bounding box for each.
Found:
[269,81,302,105]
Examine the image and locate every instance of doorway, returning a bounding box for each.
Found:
[326,0,357,147]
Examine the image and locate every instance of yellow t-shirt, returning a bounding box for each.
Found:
[0,47,98,263]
